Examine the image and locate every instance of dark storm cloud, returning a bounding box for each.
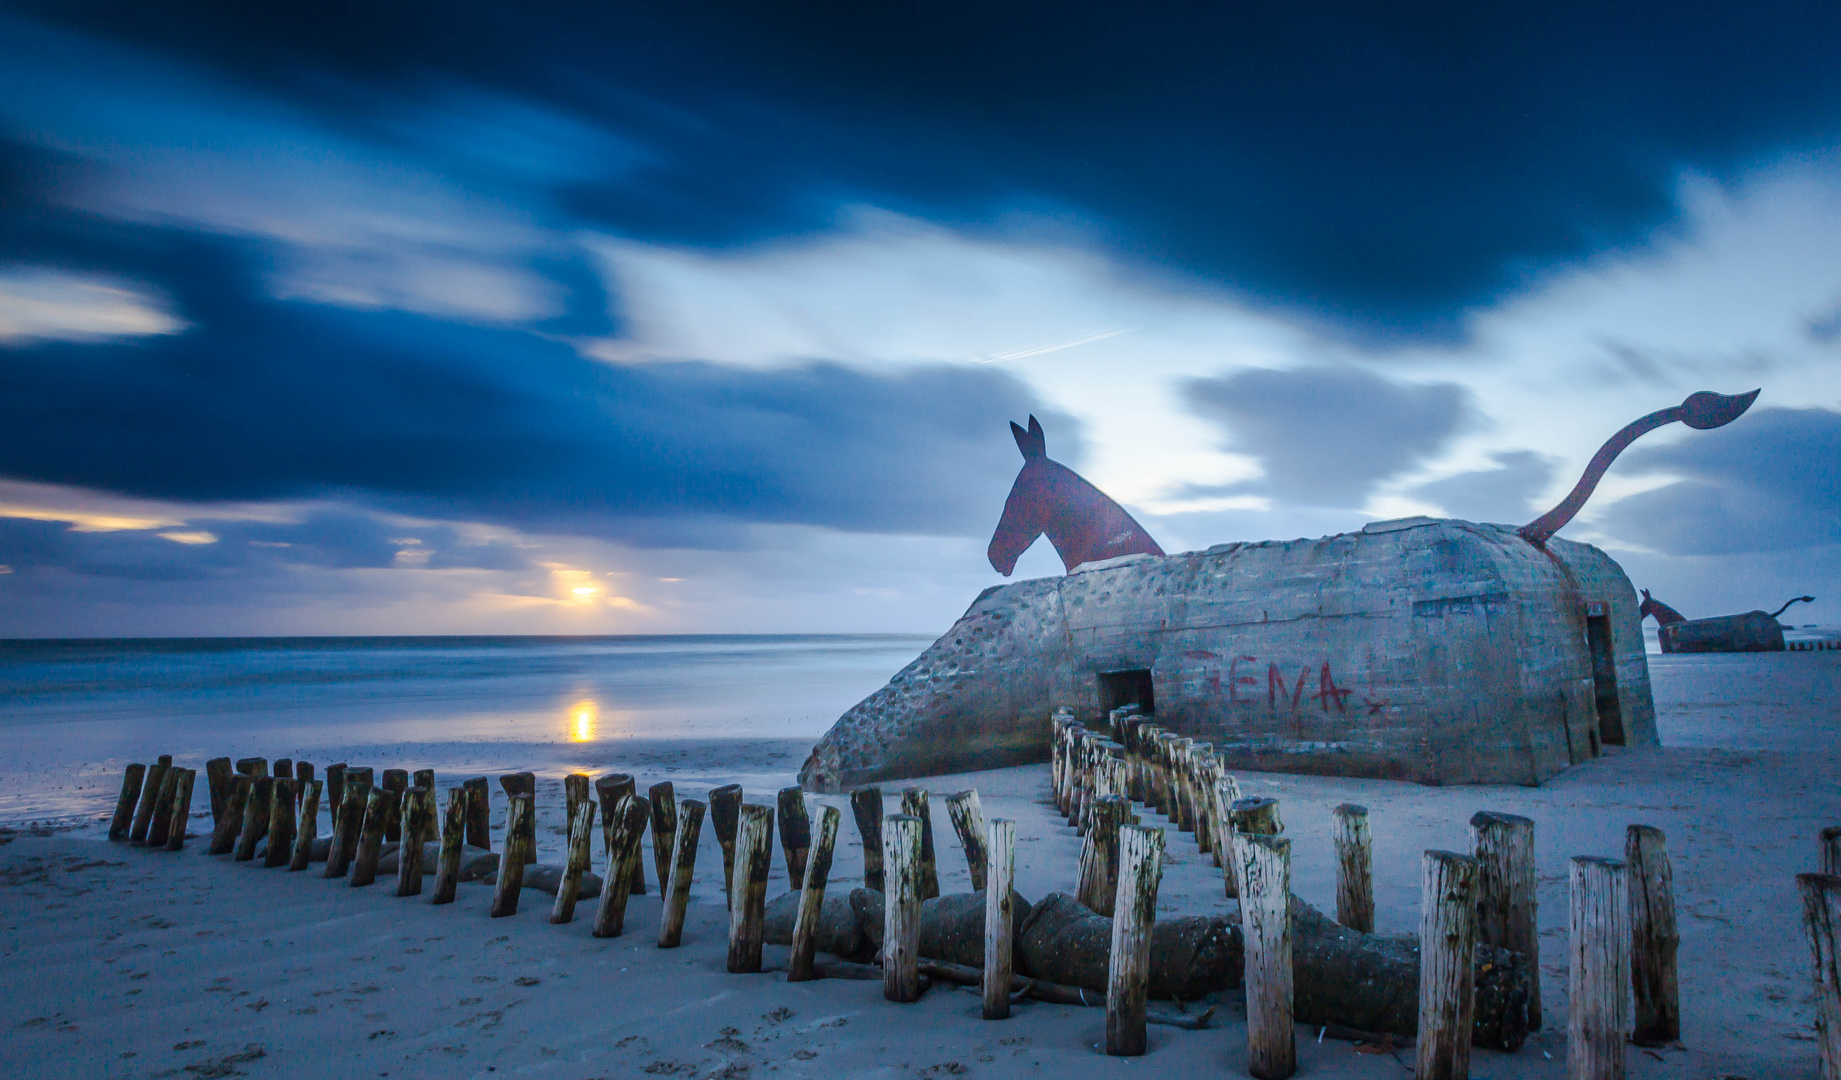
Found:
[11,3,1841,336]
[1596,406,1841,555]
[1408,451,1559,527]
[0,218,1073,545]
[1182,366,1472,507]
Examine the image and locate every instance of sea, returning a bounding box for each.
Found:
[0,634,933,826]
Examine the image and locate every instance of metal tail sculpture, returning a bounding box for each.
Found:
[1769,596,1816,620]
[988,416,1164,575]
[1518,389,1760,545]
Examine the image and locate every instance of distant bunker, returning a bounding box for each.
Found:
[800,516,1656,790]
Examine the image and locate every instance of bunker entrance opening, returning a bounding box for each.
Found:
[1098,668,1155,716]
[1584,611,1625,746]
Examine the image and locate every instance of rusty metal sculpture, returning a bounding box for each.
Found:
[1638,589,1813,653]
[1638,589,1687,626]
[988,416,1165,575]
[1518,389,1759,544]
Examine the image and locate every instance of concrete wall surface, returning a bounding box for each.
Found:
[798,519,1656,791]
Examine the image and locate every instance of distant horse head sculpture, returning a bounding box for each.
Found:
[1639,589,1688,625]
[1519,388,1760,545]
[1769,595,1816,620]
[987,416,1165,576]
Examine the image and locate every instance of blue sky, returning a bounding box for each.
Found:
[1,3,1837,636]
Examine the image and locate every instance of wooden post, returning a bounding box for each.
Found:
[1569,856,1631,1080]
[499,772,536,864]
[1471,811,1539,1028]
[1799,873,1841,1080]
[788,805,841,982]
[234,776,274,862]
[430,786,469,904]
[491,793,534,917]
[147,764,182,848]
[709,784,743,909]
[1077,795,1128,916]
[1626,825,1679,1046]
[295,761,316,807]
[1239,832,1295,1080]
[946,790,989,892]
[395,787,435,897]
[1190,743,1215,853]
[882,813,924,1002]
[163,769,197,851]
[657,798,706,948]
[378,769,408,843]
[564,773,591,831]
[324,775,370,878]
[727,803,775,974]
[109,763,146,841]
[411,767,432,790]
[210,775,251,856]
[983,818,1016,1020]
[129,755,171,844]
[550,800,597,922]
[289,780,323,871]
[463,776,491,849]
[202,757,231,826]
[234,757,265,779]
[1824,827,1841,876]
[1106,823,1165,1056]
[649,781,678,894]
[1417,850,1479,1080]
[1331,804,1375,933]
[851,787,885,892]
[594,773,631,860]
[324,763,346,825]
[900,788,940,900]
[1171,737,1196,833]
[592,796,651,937]
[778,786,812,889]
[1215,774,1244,898]
[263,778,297,868]
[1229,795,1282,901]
[1051,717,1070,812]
[349,784,393,886]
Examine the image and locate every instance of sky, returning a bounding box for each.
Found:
[1,3,1838,637]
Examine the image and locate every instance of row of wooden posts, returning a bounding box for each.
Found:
[1053,708,1685,1079]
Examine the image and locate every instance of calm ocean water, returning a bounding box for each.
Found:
[0,634,933,824]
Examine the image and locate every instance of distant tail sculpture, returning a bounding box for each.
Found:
[1519,389,1759,545]
[1769,596,1816,619]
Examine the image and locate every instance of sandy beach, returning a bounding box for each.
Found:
[2,650,1837,1079]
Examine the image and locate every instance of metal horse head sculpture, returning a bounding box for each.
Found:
[1519,388,1760,544]
[987,416,1165,576]
[1638,589,1688,626]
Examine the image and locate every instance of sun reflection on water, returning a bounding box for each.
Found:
[568,700,598,742]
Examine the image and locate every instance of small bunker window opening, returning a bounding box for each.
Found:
[1098,669,1155,717]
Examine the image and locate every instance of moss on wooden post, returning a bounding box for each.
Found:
[1077,795,1128,916]
[850,787,884,893]
[110,764,146,842]
[709,783,743,909]
[727,803,775,974]
[777,786,811,889]
[983,818,1016,1020]
[430,785,469,905]
[657,798,706,948]
[550,800,597,923]
[1626,825,1679,1047]
[900,788,939,900]
[289,780,323,871]
[1105,823,1164,1056]
[564,773,591,832]
[882,813,924,1003]
[1569,856,1631,1080]
[945,790,988,892]
[491,793,534,917]
[1417,850,1479,1080]
[788,804,841,982]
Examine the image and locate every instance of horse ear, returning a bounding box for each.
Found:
[1011,418,1046,460]
[1641,588,1651,600]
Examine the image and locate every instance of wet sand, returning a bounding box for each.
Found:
[1,651,1836,1079]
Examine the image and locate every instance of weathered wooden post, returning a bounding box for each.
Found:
[1051,716,1072,812]
[788,805,841,982]
[395,787,435,896]
[491,793,534,917]
[778,786,812,888]
[946,790,989,892]
[1332,804,1375,933]
[983,818,1016,1020]
[1417,850,1480,1080]
[263,778,298,868]
[900,788,940,900]
[324,763,347,824]
[1214,773,1244,897]
[411,767,431,790]
[129,755,172,844]
[1172,738,1198,834]
[1471,811,1538,1027]
[1077,795,1129,916]
[1106,823,1165,1056]
[851,787,885,892]
[499,772,536,864]
[549,800,597,922]
[1824,827,1841,876]
[709,783,743,908]
[1239,832,1295,1080]
[1626,825,1679,1046]
[349,784,393,886]
[148,765,184,848]
[324,774,370,878]
[1569,856,1631,1080]
[1798,872,1841,1080]
[234,776,274,862]
[210,775,251,856]
[110,763,146,841]
[164,769,197,851]
[204,757,232,826]
[377,769,408,843]
[234,756,266,779]
[463,776,490,850]
[1229,795,1282,901]
[727,803,775,974]
[1190,743,1215,854]
[295,761,316,807]
[289,780,323,871]
[882,813,924,1003]
[658,798,707,948]
[430,786,469,904]
[594,773,631,859]
[564,773,591,830]
[649,781,678,893]
[592,795,650,937]
[272,758,292,783]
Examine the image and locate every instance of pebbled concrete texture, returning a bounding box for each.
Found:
[800,518,1656,791]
